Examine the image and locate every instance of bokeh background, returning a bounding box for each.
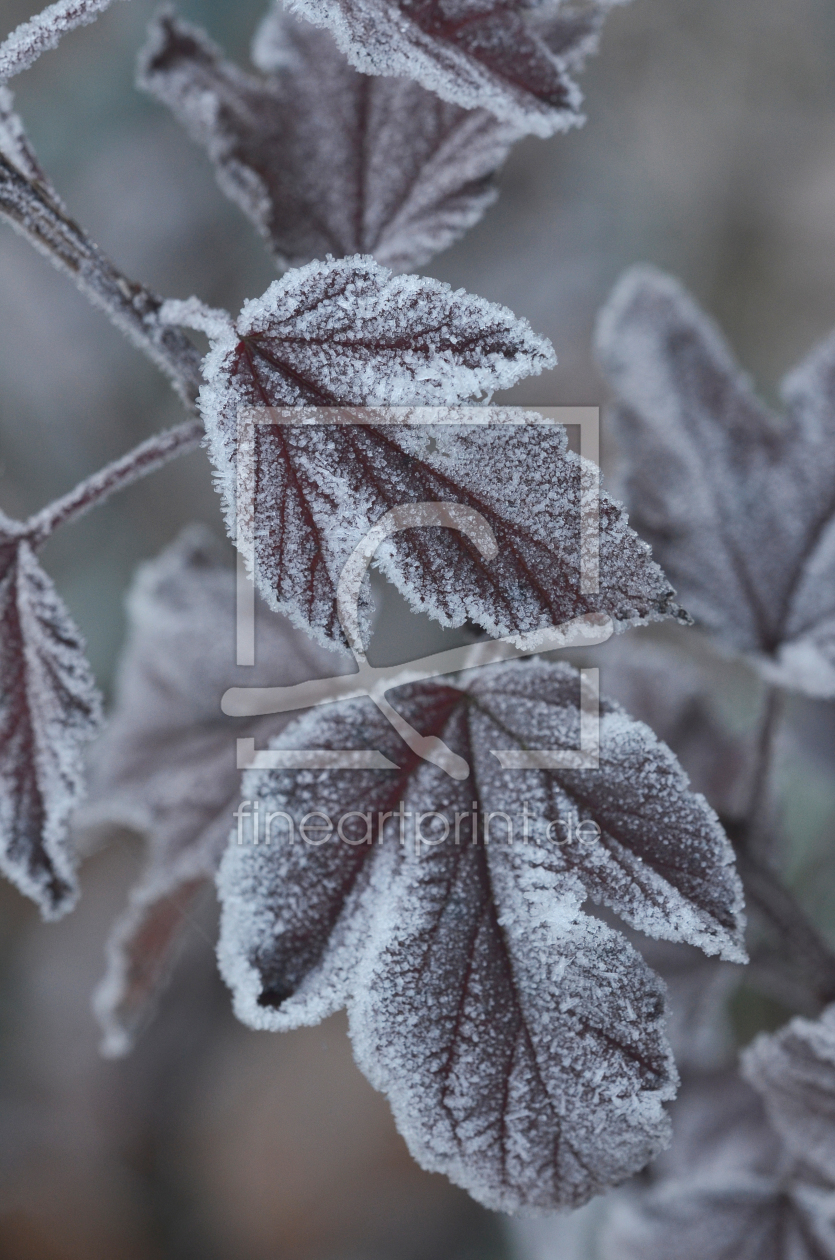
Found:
[2,0,835,1255]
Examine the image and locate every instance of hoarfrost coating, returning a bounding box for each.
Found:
[81,527,351,1055]
[596,266,835,698]
[0,0,125,84]
[166,255,682,649]
[139,10,523,273]
[0,515,102,918]
[279,0,627,136]
[218,659,746,1209]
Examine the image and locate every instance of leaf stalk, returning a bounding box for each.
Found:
[24,418,204,546]
[0,152,203,406]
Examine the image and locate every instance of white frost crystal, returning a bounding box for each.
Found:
[169,255,680,649]
[217,659,746,1212]
[0,513,101,917]
[0,0,124,84]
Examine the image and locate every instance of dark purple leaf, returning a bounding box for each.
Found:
[279,0,624,135]
[0,512,101,917]
[166,255,680,650]
[139,11,521,272]
[596,266,835,697]
[217,659,746,1210]
[82,526,350,1054]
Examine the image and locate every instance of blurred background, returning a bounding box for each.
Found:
[2,0,835,1255]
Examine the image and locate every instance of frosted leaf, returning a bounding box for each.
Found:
[169,254,680,649]
[278,0,626,137]
[0,513,102,917]
[81,526,349,1055]
[596,267,835,698]
[604,1176,835,1260]
[598,635,752,820]
[602,1071,835,1260]
[180,250,554,411]
[743,1005,835,1186]
[634,939,738,1071]
[351,826,673,1212]
[217,659,747,1211]
[139,11,521,272]
[467,661,745,959]
[0,0,122,84]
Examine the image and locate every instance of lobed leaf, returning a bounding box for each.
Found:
[743,1004,835,1187]
[218,659,746,1210]
[602,1069,835,1260]
[0,513,101,917]
[597,634,753,821]
[82,526,350,1054]
[596,266,835,697]
[139,11,521,273]
[278,0,627,136]
[166,254,680,650]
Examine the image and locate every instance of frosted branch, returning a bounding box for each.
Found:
[0,86,47,182]
[0,0,123,84]
[0,152,203,405]
[25,418,204,545]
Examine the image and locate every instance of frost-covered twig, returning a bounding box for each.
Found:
[25,418,204,546]
[0,0,123,84]
[0,86,47,182]
[0,153,202,404]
